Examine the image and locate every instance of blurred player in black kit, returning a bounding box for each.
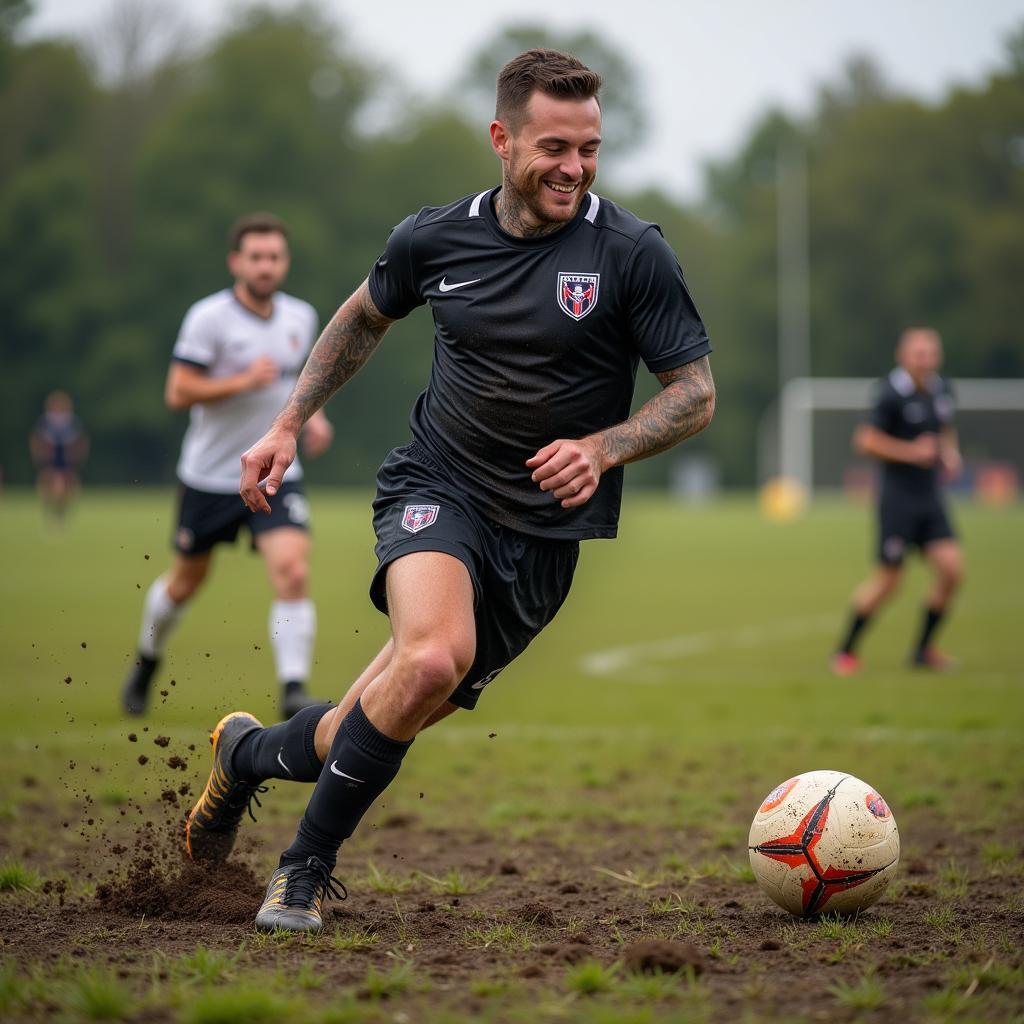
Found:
[184,48,716,932]
[30,390,89,527]
[832,327,964,676]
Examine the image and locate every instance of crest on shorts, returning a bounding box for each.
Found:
[401,504,439,534]
[557,272,600,321]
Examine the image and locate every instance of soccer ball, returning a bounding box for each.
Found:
[748,770,899,917]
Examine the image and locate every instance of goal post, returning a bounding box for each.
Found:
[773,377,1024,493]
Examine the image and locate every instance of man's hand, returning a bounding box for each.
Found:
[301,412,334,458]
[940,445,963,480]
[908,433,940,468]
[527,437,605,509]
[245,356,279,391]
[240,427,297,513]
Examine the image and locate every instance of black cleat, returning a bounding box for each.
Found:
[185,711,266,863]
[255,856,346,933]
[280,682,325,720]
[122,654,159,716]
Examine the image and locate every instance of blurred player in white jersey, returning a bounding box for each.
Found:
[121,213,333,719]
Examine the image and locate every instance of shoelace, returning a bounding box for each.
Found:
[282,856,348,908]
[222,783,269,824]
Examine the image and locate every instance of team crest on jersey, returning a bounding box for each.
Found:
[557,272,600,321]
[401,504,440,534]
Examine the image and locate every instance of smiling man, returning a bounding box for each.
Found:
[183,49,715,933]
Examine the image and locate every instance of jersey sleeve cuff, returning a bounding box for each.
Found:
[171,355,211,371]
[644,338,712,374]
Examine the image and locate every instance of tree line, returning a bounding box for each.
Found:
[2,2,1021,487]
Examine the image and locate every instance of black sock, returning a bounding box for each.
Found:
[914,606,944,656]
[280,698,412,870]
[232,703,332,783]
[838,611,870,655]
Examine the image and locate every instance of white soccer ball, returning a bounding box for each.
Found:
[748,770,900,917]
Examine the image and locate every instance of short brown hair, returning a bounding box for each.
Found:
[228,212,289,251]
[495,48,602,132]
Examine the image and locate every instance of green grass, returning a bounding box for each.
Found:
[0,489,1022,1024]
[0,861,39,892]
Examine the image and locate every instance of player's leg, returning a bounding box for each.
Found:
[185,637,460,864]
[254,551,475,932]
[254,524,324,718]
[122,485,243,715]
[249,483,323,719]
[121,551,212,714]
[832,496,908,676]
[912,538,963,669]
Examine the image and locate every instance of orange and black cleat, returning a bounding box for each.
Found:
[185,711,266,863]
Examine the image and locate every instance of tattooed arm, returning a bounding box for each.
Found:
[527,355,715,509]
[240,280,395,512]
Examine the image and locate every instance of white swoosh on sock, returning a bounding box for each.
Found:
[330,761,365,784]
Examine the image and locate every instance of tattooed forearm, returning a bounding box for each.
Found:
[594,355,715,468]
[275,281,393,433]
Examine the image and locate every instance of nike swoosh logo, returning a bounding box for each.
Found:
[329,762,365,783]
[438,277,481,293]
[276,751,293,777]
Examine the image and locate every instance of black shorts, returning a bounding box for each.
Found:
[877,488,955,565]
[370,443,580,710]
[174,481,310,555]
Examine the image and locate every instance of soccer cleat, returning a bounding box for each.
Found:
[829,652,861,677]
[280,682,325,720]
[121,654,160,716]
[911,648,960,672]
[254,856,347,933]
[185,712,267,863]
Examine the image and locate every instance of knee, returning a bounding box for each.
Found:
[273,558,309,599]
[942,560,964,592]
[167,566,208,603]
[391,641,474,714]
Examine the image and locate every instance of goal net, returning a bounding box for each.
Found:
[759,378,1024,497]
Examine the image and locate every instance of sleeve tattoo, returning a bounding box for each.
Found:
[279,281,394,431]
[597,355,715,467]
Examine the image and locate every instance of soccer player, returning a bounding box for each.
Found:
[832,327,964,675]
[121,213,333,720]
[184,49,715,932]
[29,390,89,526]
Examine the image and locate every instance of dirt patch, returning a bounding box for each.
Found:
[623,939,706,975]
[1,734,1021,1023]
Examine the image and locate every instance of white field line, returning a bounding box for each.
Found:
[580,612,838,679]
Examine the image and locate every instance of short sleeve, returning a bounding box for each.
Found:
[172,303,219,369]
[367,214,424,320]
[868,381,898,431]
[625,227,711,373]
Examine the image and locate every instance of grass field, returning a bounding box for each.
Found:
[1,489,1022,1023]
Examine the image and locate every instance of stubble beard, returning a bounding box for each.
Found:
[498,164,585,238]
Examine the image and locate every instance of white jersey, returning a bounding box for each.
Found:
[173,289,318,493]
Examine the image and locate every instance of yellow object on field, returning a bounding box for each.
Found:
[759,477,808,521]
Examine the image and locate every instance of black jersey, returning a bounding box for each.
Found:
[33,412,85,470]
[869,368,955,494]
[368,187,711,540]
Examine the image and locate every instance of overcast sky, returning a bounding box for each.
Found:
[27,0,1024,200]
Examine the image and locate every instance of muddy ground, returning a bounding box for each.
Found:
[1,731,1022,1023]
